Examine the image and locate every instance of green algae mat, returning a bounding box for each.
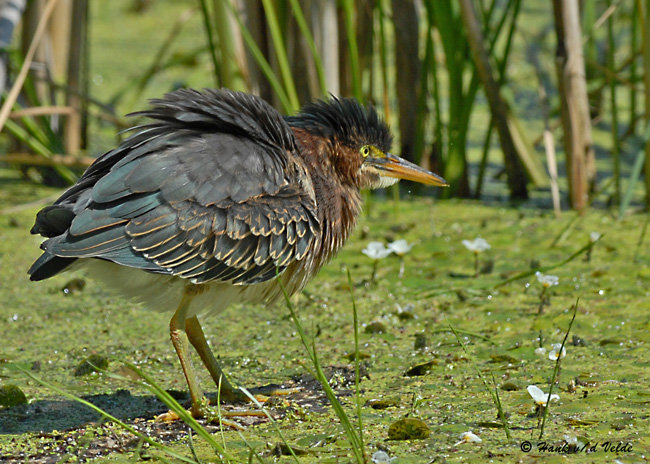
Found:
[1,170,649,462]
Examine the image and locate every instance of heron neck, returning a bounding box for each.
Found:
[292,129,363,265]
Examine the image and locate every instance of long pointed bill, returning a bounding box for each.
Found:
[368,153,449,187]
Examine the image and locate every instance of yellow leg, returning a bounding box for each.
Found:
[185,315,244,403]
[169,286,207,417]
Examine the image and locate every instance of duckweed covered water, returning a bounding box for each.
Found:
[1,169,649,462]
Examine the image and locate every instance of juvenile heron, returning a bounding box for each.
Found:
[29,89,448,416]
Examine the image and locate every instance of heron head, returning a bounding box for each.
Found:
[287,96,448,191]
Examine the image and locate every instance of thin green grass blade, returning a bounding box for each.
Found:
[225,2,295,113]
[187,429,204,464]
[550,213,581,248]
[3,119,54,158]
[198,0,221,87]
[421,233,604,297]
[426,0,471,193]
[8,52,64,154]
[131,437,146,463]
[215,376,228,455]
[607,0,621,206]
[474,119,494,197]
[2,66,75,183]
[287,0,328,96]
[377,0,391,114]
[377,0,393,214]
[211,0,243,90]
[260,0,300,110]
[539,299,578,438]
[506,113,549,187]
[428,0,460,79]
[637,212,650,247]
[630,0,639,134]
[310,339,365,462]
[115,362,234,460]
[9,107,52,149]
[236,431,266,464]
[414,27,434,165]
[3,119,77,184]
[495,236,602,288]
[347,270,366,461]
[448,322,511,439]
[431,328,495,343]
[491,372,509,437]
[238,388,300,464]
[340,0,362,99]
[276,273,365,463]
[619,119,650,218]
[126,8,195,108]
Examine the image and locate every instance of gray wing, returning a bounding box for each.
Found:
[29,89,320,285]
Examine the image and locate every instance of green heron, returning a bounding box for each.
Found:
[29,88,448,417]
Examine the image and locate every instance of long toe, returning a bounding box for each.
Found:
[156,402,247,430]
[248,384,301,397]
[156,394,211,421]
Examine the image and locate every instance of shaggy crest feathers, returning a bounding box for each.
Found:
[286,96,393,153]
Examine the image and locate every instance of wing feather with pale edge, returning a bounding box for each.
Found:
[29,89,320,285]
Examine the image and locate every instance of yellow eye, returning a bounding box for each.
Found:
[361,146,371,157]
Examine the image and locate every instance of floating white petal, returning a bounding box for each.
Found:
[535,271,559,287]
[462,237,491,253]
[455,430,482,445]
[371,450,396,463]
[527,385,560,405]
[564,434,578,445]
[362,241,392,260]
[549,343,566,360]
[388,239,413,255]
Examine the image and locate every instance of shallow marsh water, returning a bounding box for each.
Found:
[1,169,649,462]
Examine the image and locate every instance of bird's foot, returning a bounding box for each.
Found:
[157,408,247,430]
[155,385,300,426]
[155,395,212,422]
[156,396,249,430]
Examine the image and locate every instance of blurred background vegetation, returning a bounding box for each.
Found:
[0,0,646,215]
